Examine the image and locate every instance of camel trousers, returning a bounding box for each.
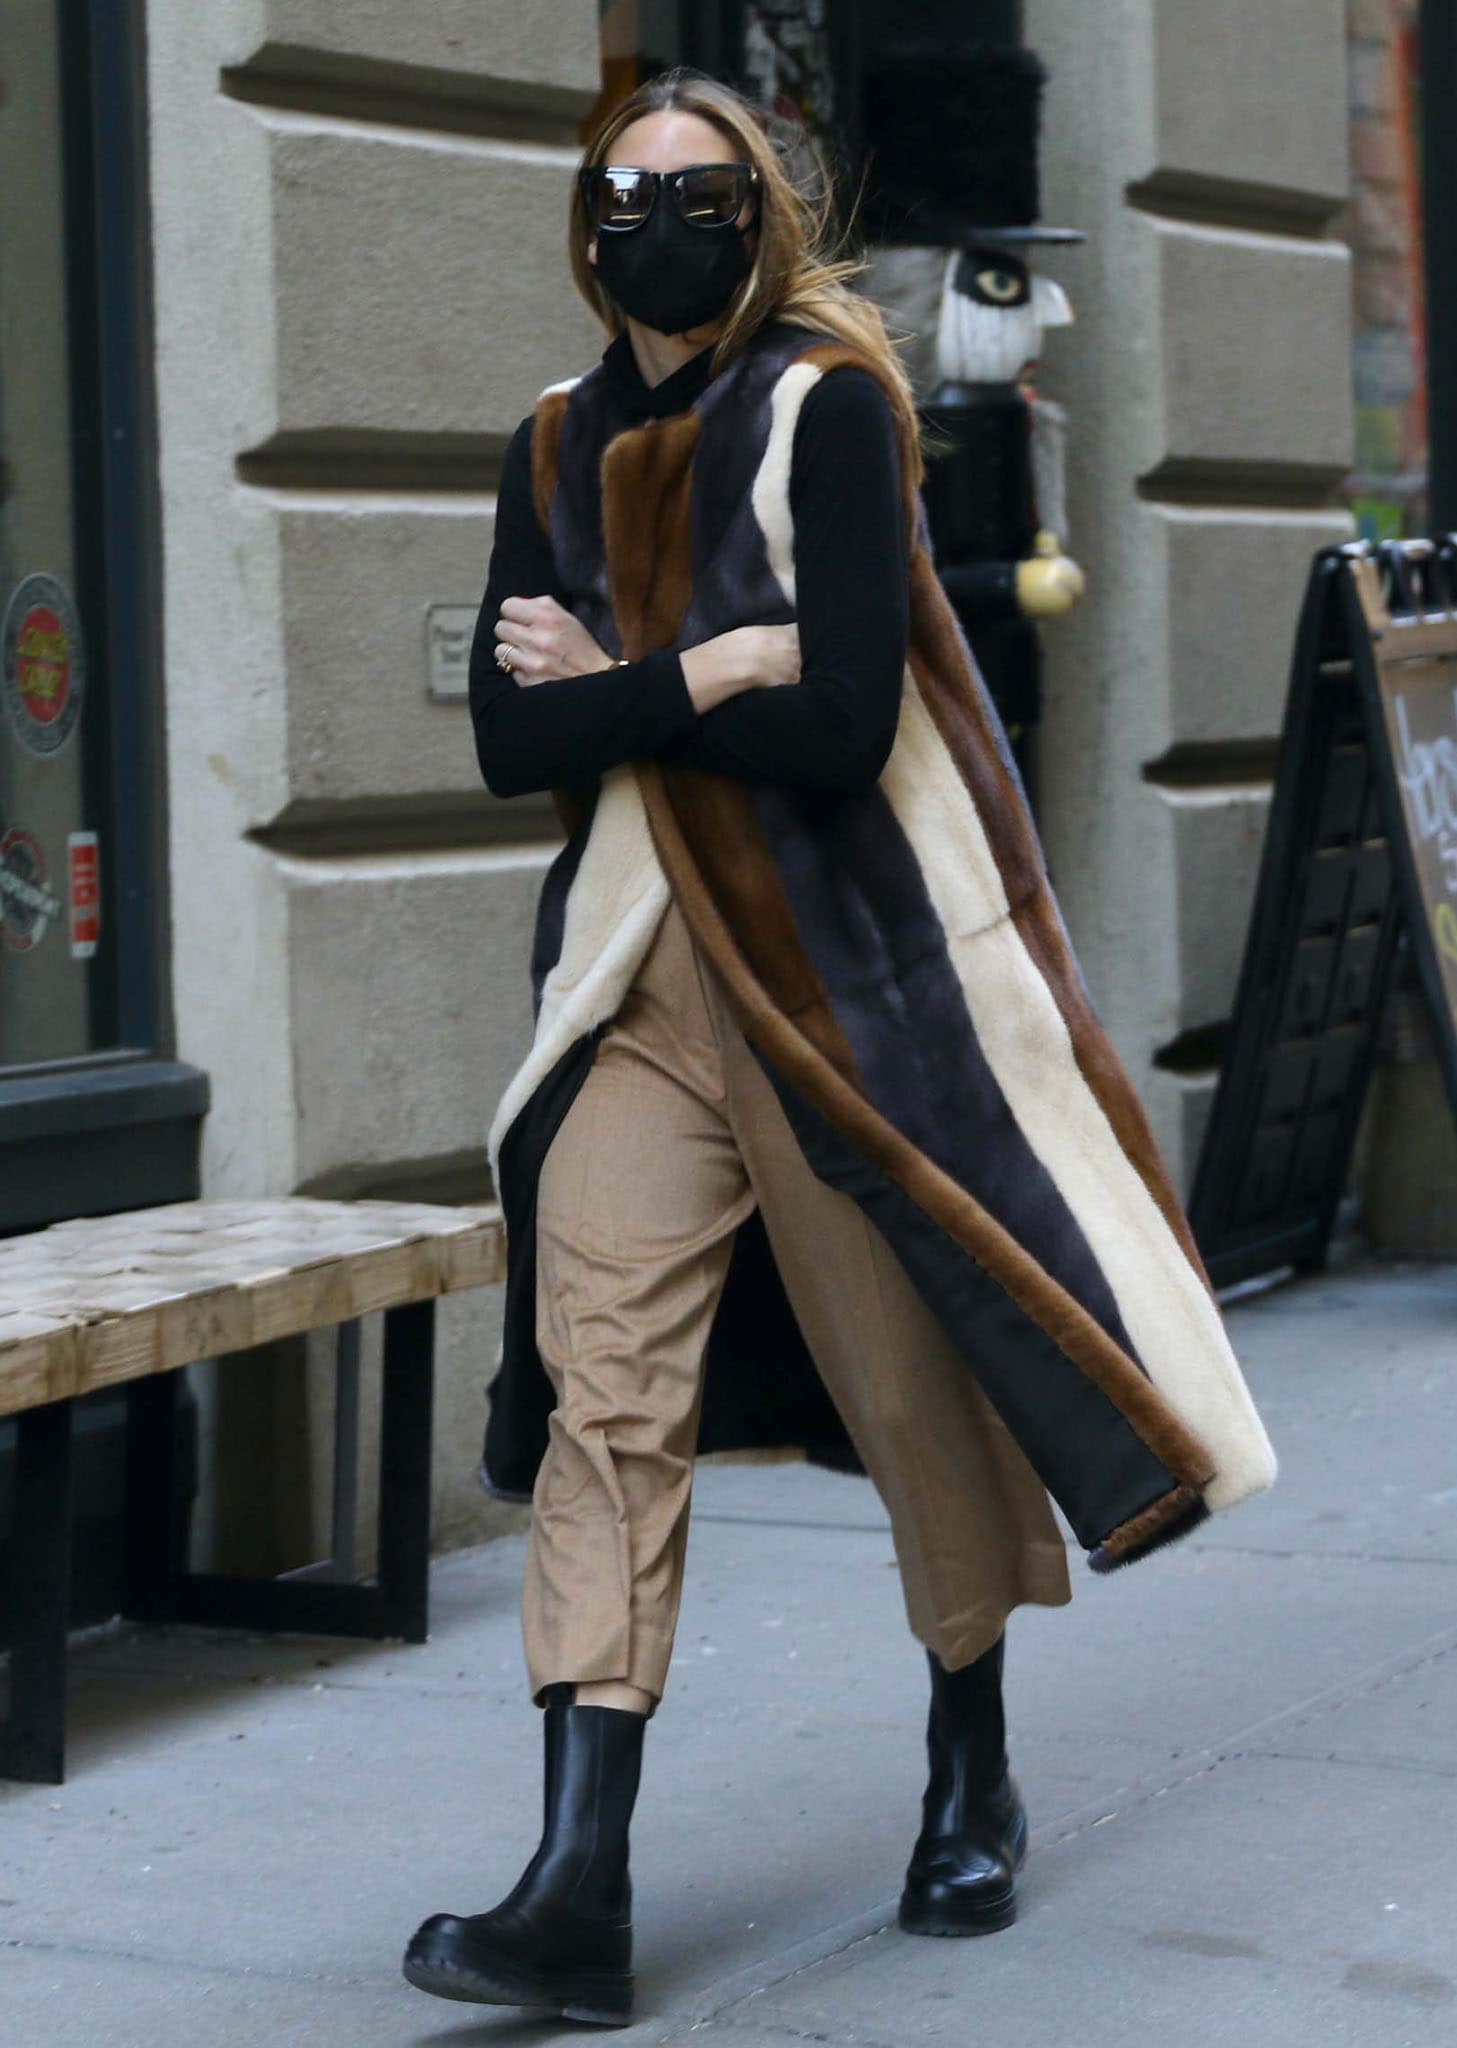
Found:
[523,896,1072,1705]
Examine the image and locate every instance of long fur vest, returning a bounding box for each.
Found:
[482,318,1276,1573]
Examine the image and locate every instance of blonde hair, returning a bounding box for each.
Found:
[570,68,924,485]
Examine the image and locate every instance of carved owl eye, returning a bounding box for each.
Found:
[952,248,1032,308]
[976,266,1026,304]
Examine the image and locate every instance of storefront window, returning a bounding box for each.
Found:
[595,2,860,158]
[739,2,841,140]
[0,1,202,1235]
[0,4,102,1061]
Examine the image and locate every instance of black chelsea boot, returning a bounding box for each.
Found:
[403,1688,645,2025]
[898,1637,1027,1937]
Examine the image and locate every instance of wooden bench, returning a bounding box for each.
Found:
[0,1197,505,1784]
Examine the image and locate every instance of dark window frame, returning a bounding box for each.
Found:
[0,0,206,1232]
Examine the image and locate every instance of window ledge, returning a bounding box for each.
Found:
[0,1059,209,1231]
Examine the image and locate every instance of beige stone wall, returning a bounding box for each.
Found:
[1023,0,1355,1188]
[146,1,1365,1564]
[145,1,602,1563]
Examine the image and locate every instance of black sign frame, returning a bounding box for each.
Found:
[1189,538,1457,1289]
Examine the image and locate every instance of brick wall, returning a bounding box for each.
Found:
[1344,0,1427,536]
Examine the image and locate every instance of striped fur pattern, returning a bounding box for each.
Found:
[491,322,1275,1565]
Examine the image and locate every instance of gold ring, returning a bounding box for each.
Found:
[495,643,514,673]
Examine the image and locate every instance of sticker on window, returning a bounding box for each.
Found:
[68,830,101,959]
[2,572,86,757]
[0,824,63,951]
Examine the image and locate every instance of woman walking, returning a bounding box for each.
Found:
[403,68,1275,2025]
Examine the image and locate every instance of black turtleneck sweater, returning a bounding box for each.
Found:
[469,331,910,800]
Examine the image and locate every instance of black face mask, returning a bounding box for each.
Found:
[593,204,752,337]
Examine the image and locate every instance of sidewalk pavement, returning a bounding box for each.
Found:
[4,1259,1456,2048]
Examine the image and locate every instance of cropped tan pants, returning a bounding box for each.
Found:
[523,897,1071,1705]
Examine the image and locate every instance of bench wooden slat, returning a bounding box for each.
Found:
[84,1318,163,1393]
[0,1198,506,1418]
[0,1316,82,1410]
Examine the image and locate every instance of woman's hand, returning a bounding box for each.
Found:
[491,597,801,714]
[739,624,801,688]
[680,623,801,713]
[494,595,610,686]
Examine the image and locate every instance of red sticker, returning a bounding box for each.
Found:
[68,831,101,959]
[17,606,69,723]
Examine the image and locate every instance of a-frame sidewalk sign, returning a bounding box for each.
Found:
[1190,537,1457,1290]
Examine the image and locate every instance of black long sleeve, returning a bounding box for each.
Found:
[662,368,909,792]
[467,363,911,801]
[468,419,698,800]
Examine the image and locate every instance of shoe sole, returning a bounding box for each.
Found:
[402,1951,633,2026]
[896,1889,1017,1937]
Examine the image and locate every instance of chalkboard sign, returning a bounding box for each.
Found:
[1190,538,1457,1289]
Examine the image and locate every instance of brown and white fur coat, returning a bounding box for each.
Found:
[482,318,1276,1572]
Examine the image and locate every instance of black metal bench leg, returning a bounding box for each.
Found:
[376,1299,435,1643]
[122,1373,183,1625]
[147,1305,435,1644]
[1,1399,75,1784]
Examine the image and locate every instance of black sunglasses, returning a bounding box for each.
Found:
[579,161,759,234]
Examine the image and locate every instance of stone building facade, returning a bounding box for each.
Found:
[1025,0,1355,1184]
[151,1,1363,1560]
[143,3,606,1563]
[3,3,1377,1569]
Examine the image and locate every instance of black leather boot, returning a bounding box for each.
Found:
[403,1688,644,2024]
[898,1638,1026,1937]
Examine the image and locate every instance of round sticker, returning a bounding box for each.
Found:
[3,573,86,757]
[0,825,63,951]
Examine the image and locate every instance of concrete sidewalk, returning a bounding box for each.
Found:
[4,1259,1456,2047]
